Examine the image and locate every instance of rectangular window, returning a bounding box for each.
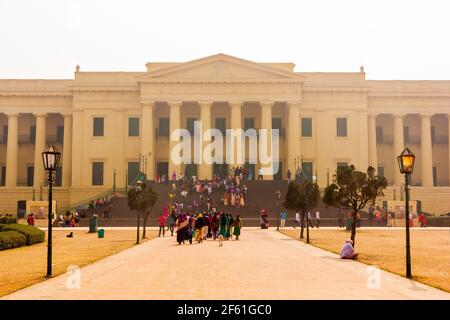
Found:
[29,125,36,144]
[187,117,197,135]
[431,126,436,144]
[128,117,140,137]
[377,166,385,177]
[301,162,313,182]
[433,167,437,186]
[376,126,383,143]
[336,118,347,137]
[56,125,64,143]
[127,162,140,185]
[93,117,104,137]
[244,117,255,131]
[301,118,312,137]
[403,126,409,144]
[92,162,104,186]
[55,167,62,186]
[0,166,5,186]
[272,118,283,131]
[158,117,169,136]
[215,117,226,135]
[27,167,34,187]
[3,126,8,143]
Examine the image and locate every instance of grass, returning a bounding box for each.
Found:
[0,229,156,297]
[280,228,450,293]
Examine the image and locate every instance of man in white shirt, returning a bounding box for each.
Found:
[307,211,313,228]
[294,211,300,229]
[315,210,320,228]
[258,168,264,180]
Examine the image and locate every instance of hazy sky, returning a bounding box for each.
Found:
[0,0,449,80]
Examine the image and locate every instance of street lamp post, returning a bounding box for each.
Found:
[276,190,281,231]
[41,145,61,278]
[397,147,415,279]
[135,180,144,244]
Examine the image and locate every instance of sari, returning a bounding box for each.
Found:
[225,215,231,238]
[219,214,227,237]
[176,214,188,244]
[233,218,242,236]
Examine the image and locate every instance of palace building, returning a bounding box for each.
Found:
[1,53,450,214]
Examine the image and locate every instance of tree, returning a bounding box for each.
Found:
[323,165,387,247]
[127,181,158,239]
[284,181,320,241]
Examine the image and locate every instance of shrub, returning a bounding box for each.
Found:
[2,224,45,245]
[0,217,18,224]
[0,231,27,250]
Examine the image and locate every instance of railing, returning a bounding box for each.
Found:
[433,135,449,144]
[58,187,126,214]
[46,135,63,144]
[155,128,169,140]
[18,135,34,144]
[379,135,449,145]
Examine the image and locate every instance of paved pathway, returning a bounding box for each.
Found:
[3,229,449,300]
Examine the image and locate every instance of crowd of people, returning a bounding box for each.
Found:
[88,196,114,218]
[53,210,80,227]
[158,210,242,244]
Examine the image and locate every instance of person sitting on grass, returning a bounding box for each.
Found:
[340,239,358,260]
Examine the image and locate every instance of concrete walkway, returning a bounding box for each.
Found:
[3,229,449,300]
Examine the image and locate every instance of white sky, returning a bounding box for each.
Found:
[0,0,449,80]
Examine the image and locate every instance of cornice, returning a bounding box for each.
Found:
[0,91,72,97]
[138,78,303,84]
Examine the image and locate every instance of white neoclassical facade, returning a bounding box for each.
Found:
[1,54,450,213]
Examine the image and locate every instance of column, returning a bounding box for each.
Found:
[260,101,274,180]
[62,113,73,187]
[198,101,212,180]
[286,101,301,177]
[368,113,378,170]
[141,102,155,180]
[448,115,450,186]
[33,113,47,187]
[393,114,405,186]
[420,114,433,187]
[168,101,182,178]
[229,101,243,167]
[5,113,18,187]
[71,110,83,187]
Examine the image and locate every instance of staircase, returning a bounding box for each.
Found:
[80,180,344,227]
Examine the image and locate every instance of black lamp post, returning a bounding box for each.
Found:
[275,190,281,231]
[41,145,61,278]
[397,147,415,279]
[135,179,144,244]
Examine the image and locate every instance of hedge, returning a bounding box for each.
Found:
[0,217,17,224]
[2,224,45,245]
[0,231,27,250]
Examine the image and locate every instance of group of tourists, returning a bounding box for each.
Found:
[158,210,242,244]
[53,210,80,227]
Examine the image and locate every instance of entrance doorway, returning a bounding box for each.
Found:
[157,162,168,178]
[185,164,198,179]
[213,163,228,178]
[274,161,282,180]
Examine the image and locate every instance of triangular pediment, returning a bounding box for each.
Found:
[137,54,302,81]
